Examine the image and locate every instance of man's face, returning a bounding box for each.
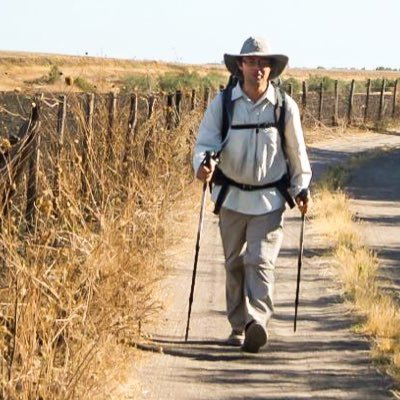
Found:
[237,56,272,87]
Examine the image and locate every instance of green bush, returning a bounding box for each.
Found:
[158,71,226,92]
[74,76,96,92]
[200,72,227,90]
[364,78,397,92]
[158,73,184,92]
[47,64,62,84]
[122,75,156,93]
[370,78,385,91]
[121,72,226,93]
[307,75,336,92]
[282,77,301,94]
[354,80,368,92]
[25,64,62,85]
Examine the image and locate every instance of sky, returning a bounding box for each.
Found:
[0,0,399,70]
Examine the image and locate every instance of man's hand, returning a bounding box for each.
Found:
[196,162,216,183]
[196,152,218,183]
[295,188,310,215]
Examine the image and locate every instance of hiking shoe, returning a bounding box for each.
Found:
[241,321,267,353]
[226,329,244,347]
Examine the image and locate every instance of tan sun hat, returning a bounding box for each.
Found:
[224,36,289,80]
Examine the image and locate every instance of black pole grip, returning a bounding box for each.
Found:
[203,151,212,168]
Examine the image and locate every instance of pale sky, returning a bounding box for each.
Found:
[1,0,399,70]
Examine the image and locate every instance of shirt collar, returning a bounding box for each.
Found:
[231,81,277,105]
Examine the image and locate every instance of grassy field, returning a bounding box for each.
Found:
[1,50,400,93]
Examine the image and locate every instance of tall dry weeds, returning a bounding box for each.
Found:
[0,91,202,399]
[312,179,400,383]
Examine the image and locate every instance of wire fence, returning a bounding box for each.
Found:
[0,77,399,230]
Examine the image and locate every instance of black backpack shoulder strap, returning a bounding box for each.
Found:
[221,75,237,141]
[273,84,287,157]
[273,83,295,207]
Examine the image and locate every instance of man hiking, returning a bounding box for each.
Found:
[193,36,312,353]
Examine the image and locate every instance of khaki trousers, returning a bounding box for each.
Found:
[218,207,284,331]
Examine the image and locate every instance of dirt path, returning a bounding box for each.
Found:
[125,130,400,400]
[345,144,400,296]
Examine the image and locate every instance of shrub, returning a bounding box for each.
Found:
[122,75,156,93]
[121,72,226,93]
[282,77,301,94]
[24,64,62,85]
[47,64,62,84]
[200,72,227,90]
[307,75,336,92]
[74,76,96,92]
[158,73,184,92]
[158,71,226,92]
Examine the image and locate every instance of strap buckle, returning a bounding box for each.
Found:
[240,183,253,190]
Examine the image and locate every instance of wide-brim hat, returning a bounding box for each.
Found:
[224,37,289,80]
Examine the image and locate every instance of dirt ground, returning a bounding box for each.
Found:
[345,145,400,296]
[113,130,400,399]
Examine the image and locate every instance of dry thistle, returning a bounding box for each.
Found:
[0,137,11,152]
[65,76,74,86]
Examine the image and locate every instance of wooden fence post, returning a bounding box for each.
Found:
[108,92,117,140]
[123,93,138,166]
[333,80,339,126]
[147,95,156,119]
[301,81,307,121]
[203,88,210,110]
[53,95,67,210]
[127,93,138,141]
[81,93,94,197]
[166,93,174,129]
[364,79,371,124]
[392,79,398,118]
[175,90,182,126]
[318,82,323,122]
[379,79,386,120]
[144,95,157,162]
[25,98,42,232]
[347,80,355,125]
[108,92,117,161]
[190,89,196,111]
[1,102,40,225]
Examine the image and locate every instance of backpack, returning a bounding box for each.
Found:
[211,75,295,214]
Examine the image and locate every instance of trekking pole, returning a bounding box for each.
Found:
[185,152,212,342]
[294,212,305,332]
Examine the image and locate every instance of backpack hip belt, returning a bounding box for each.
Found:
[212,166,295,215]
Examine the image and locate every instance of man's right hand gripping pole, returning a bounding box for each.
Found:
[196,151,218,183]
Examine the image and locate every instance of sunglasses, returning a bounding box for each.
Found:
[241,58,271,68]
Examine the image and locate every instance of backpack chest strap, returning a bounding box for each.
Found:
[230,122,277,133]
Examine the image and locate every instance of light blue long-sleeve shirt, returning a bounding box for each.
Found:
[193,82,312,215]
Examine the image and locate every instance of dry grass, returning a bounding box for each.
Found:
[0,51,228,93]
[312,188,357,245]
[0,94,201,398]
[312,173,400,383]
[284,67,400,82]
[2,50,399,93]
[304,121,371,145]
